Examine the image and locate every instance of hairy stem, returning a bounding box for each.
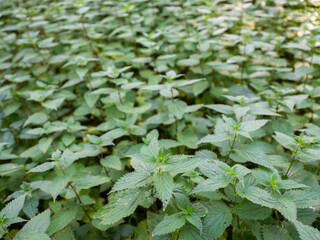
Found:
[275,209,281,225]
[171,88,178,138]
[240,43,247,84]
[75,2,98,58]
[303,51,314,89]
[226,134,237,162]
[284,154,296,178]
[59,165,92,221]
[232,183,241,230]
[1,225,13,239]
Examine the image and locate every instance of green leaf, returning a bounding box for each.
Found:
[134,221,148,240]
[75,68,88,80]
[191,175,229,194]
[297,208,319,225]
[177,59,199,66]
[1,195,25,219]
[40,175,69,201]
[100,156,122,170]
[202,201,232,240]
[52,227,75,240]
[73,174,110,190]
[168,101,187,119]
[111,172,151,193]
[236,185,296,221]
[177,127,199,149]
[262,225,293,240]
[292,220,320,240]
[166,157,203,175]
[180,225,204,240]
[22,209,50,233]
[153,213,186,236]
[24,112,48,127]
[232,144,275,170]
[13,229,50,240]
[239,120,269,132]
[84,92,99,107]
[198,133,232,144]
[38,137,53,153]
[186,212,203,233]
[273,132,296,151]
[47,207,77,236]
[0,163,23,176]
[283,190,320,208]
[232,200,272,220]
[42,98,65,110]
[28,162,56,173]
[154,172,174,209]
[205,104,233,114]
[99,189,142,225]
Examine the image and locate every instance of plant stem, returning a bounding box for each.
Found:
[170,88,178,138]
[303,51,314,89]
[75,2,98,58]
[284,154,296,178]
[1,225,13,240]
[240,43,247,84]
[58,165,92,221]
[197,41,204,77]
[117,86,127,119]
[275,209,281,224]
[226,134,237,162]
[232,183,241,230]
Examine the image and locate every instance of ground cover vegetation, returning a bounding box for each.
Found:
[0,0,320,239]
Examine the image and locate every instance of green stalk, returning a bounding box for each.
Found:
[240,42,247,84]
[303,50,314,89]
[1,225,13,240]
[226,134,237,162]
[75,2,98,58]
[58,165,92,221]
[170,88,178,138]
[284,154,296,178]
[197,41,204,77]
[232,183,241,231]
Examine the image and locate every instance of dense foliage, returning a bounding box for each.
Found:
[1,0,320,239]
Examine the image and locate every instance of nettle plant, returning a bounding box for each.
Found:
[0,0,320,239]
